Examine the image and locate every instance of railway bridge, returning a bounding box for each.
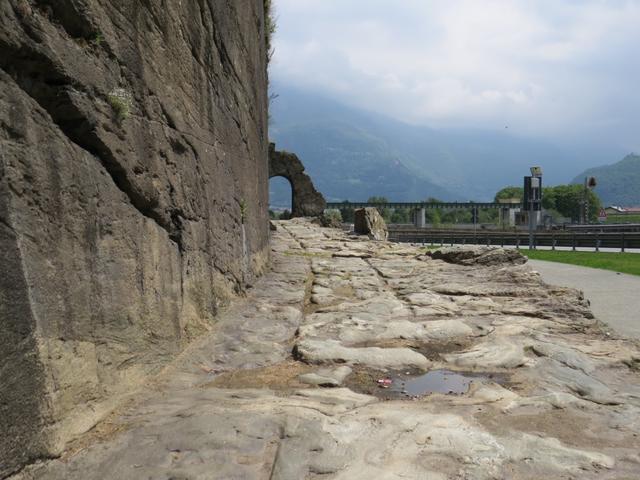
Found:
[325,201,522,227]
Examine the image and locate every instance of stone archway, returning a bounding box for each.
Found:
[268,143,326,217]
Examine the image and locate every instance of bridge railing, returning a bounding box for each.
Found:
[325,202,522,210]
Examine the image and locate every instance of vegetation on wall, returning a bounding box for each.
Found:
[265,0,277,125]
[239,199,248,224]
[107,88,132,122]
[264,0,276,64]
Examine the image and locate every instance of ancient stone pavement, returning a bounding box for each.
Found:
[14,219,640,479]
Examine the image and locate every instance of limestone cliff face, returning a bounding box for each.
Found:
[0,0,269,475]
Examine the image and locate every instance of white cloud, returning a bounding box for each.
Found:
[270,0,640,149]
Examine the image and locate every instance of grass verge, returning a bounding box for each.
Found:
[606,214,640,224]
[522,249,640,276]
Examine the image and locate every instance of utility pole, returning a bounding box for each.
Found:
[582,177,597,224]
[472,206,478,231]
[525,167,543,250]
[582,177,587,224]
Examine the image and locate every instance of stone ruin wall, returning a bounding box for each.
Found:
[0,0,269,475]
[268,143,326,217]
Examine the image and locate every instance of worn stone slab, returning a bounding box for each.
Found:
[443,340,527,369]
[298,366,353,387]
[14,219,640,480]
[294,339,431,370]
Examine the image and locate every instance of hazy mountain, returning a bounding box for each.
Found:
[269,83,624,205]
[572,154,640,206]
[268,91,456,206]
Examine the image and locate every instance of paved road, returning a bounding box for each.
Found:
[17,221,640,479]
[529,259,640,340]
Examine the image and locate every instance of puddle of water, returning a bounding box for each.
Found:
[344,367,508,400]
[387,370,491,396]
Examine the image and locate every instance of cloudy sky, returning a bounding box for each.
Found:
[271,0,640,153]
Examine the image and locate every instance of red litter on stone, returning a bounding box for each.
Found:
[377,378,393,386]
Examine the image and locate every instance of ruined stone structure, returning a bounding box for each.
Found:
[269,143,326,217]
[0,1,270,476]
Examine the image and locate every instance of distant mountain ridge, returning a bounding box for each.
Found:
[572,154,640,206]
[269,83,625,206]
[268,90,456,205]
[270,119,456,205]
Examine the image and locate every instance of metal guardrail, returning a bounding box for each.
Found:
[389,228,640,252]
[326,201,521,210]
[564,223,640,233]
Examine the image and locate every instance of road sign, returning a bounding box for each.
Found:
[598,208,607,223]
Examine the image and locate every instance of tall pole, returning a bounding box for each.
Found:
[528,196,534,250]
[582,176,597,224]
[584,177,590,224]
[582,177,588,224]
[526,167,542,250]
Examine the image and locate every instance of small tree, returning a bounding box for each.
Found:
[339,201,355,222]
[543,184,601,222]
[280,209,291,220]
[494,186,523,202]
[390,208,410,224]
[429,209,441,227]
[323,209,343,226]
[367,196,391,222]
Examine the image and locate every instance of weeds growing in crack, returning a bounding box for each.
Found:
[239,199,248,224]
[264,0,276,64]
[107,88,132,122]
[91,31,104,46]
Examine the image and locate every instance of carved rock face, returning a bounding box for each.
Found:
[0,1,269,475]
[269,143,326,217]
[354,208,389,241]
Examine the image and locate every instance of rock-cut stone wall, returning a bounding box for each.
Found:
[0,1,270,476]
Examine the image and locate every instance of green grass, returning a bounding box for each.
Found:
[606,214,640,224]
[522,249,640,276]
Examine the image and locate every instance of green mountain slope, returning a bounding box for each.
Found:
[572,154,640,206]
